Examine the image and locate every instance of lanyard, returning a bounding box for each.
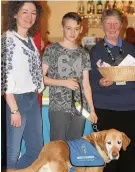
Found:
[103,39,123,62]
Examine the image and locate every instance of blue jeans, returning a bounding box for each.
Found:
[6,92,43,169]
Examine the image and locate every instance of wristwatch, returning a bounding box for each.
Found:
[11,109,19,114]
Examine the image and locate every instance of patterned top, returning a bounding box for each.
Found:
[1,30,44,94]
[43,42,91,112]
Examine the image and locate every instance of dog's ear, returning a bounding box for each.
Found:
[122,132,131,151]
[96,130,107,151]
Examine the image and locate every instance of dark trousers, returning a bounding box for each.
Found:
[95,108,135,172]
[49,111,86,141]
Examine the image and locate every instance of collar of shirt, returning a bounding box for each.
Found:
[104,36,122,48]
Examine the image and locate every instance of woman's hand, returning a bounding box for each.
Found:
[64,79,79,90]
[11,111,22,128]
[99,78,113,87]
[90,111,98,124]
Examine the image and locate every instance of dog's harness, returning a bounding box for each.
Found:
[67,138,104,172]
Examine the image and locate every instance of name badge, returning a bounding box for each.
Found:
[116,82,126,85]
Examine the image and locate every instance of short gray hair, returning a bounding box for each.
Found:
[101,9,122,24]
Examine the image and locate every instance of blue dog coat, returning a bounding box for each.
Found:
[67,138,104,172]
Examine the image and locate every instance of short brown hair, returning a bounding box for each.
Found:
[101,9,122,24]
[62,12,82,26]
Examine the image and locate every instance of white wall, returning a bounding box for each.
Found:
[47,1,78,42]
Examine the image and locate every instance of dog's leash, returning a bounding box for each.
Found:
[71,79,100,133]
[71,81,83,116]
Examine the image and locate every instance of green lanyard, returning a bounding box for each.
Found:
[103,39,123,62]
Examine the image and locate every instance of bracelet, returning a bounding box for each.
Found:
[11,109,19,114]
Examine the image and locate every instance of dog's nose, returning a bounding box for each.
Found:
[112,152,119,159]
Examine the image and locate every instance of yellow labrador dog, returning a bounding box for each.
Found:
[7,129,130,172]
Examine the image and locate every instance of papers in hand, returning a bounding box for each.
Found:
[96,59,111,67]
[118,54,135,66]
[97,55,135,84]
[97,54,135,68]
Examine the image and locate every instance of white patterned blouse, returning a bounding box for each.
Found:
[1,30,44,95]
